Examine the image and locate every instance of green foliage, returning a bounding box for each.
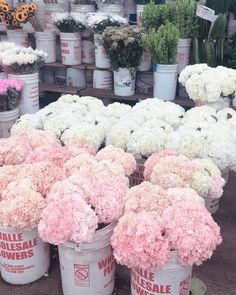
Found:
[143,22,180,64]
[190,277,207,295]
[101,26,144,70]
[141,0,198,38]
[92,19,123,34]
[224,32,236,68]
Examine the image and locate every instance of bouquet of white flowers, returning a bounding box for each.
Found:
[52,12,87,33]
[0,46,47,74]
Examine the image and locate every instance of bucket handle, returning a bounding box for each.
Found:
[69,241,112,253]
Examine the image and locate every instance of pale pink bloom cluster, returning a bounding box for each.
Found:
[25,145,71,167]
[163,201,222,265]
[13,130,60,150]
[111,211,170,270]
[38,182,98,245]
[96,145,136,176]
[125,182,204,215]
[112,201,222,269]
[65,140,97,157]
[144,151,225,200]
[0,179,45,229]
[0,165,21,197]
[144,150,177,180]
[0,80,24,95]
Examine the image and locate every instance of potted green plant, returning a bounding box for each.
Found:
[143,22,180,100]
[101,25,143,96]
[87,12,128,68]
[141,0,197,73]
[135,0,164,26]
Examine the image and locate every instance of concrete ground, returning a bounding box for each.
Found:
[0,173,236,295]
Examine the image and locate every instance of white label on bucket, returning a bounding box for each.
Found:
[131,266,192,295]
[196,4,215,22]
[74,264,90,287]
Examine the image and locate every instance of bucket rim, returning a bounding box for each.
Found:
[0,107,19,116]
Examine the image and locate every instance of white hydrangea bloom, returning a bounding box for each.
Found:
[11,114,42,135]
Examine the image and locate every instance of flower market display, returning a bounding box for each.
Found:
[2,0,236,294]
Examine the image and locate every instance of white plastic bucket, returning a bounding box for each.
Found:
[35,3,46,31]
[82,40,95,64]
[114,68,136,96]
[125,0,136,14]
[93,70,112,90]
[7,30,28,47]
[60,32,82,65]
[94,35,111,69]
[0,108,19,138]
[45,3,63,32]
[131,251,192,295]
[136,5,145,26]
[153,64,178,101]
[86,70,93,89]
[82,29,93,38]
[71,4,96,13]
[138,50,151,72]
[0,226,50,285]
[67,68,86,88]
[205,197,220,215]
[0,72,7,80]
[227,13,236,37]
[100,4,125,17]
[35,31,56,63]
[8,73,39,115]
[136,73,153,94]
[58,223,116,295]
[177,38,191,74]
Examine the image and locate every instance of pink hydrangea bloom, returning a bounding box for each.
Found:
[63,154,97,176]
[38,182,98,245]
[0,179,45,229]
[111,211,170,270]
[162,201,222,266]
[96,145,136,176]
[25,145,71,167]
[65,141,96,157]
[13,130,60,150]
[150,155,196,189]
[19,162,66,197]
[0,137,31,166]
[165,188,204,207]
[125,181,169,214]
[144,150,177,180]
[0,165,22,198]
[90,177,129,224]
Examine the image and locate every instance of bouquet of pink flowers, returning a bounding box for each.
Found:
[0,80,24,111]
[111,201,222,270]
[144,151,225,200]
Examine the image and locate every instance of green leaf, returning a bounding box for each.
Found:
[190,278,207,295]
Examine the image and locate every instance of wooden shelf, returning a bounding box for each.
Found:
[39,83,84,94]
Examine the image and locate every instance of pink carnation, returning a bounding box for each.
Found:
[65,141,96,157]
[162,201,222,266]
[13,130,60,150]
[111,211,170,270]
[25,145,71,167]
[96,145,136,176]
[0,179,45,229]
[19,162,66,196]
[144,150,177,180]
[125,181,169,214]
[90,177,129,224]
[38,182,98,245]
[0,138,31,166]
